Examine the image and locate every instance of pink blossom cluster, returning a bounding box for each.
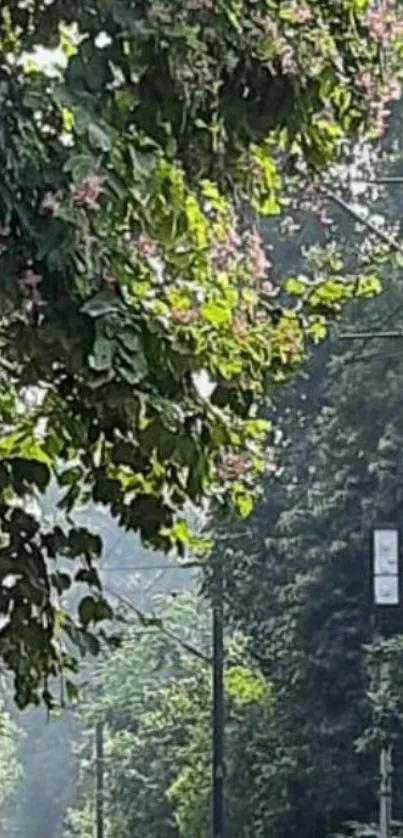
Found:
[210,225,275,299]
[363,1,403,45]
[252,13,278,39]
[137,233,158,259]
[290,3,312,23]
[171,307,198,325]
[356,68,401,135]
[71,175,105,210]
[217,451,246,482]
[278,40,298,76]
[249,229,271,281]
[211,224,240,270]
[248,229,276,298]
[252,4,318,77]
[231,315,247,337]
[252,14,298,75]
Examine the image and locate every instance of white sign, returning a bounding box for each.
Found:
[374,575,399,606]
[373,529,399,576]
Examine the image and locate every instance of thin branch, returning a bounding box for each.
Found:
[101,563,201,572]
[319,185,403,254]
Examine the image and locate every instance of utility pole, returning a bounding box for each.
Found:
[379,662,392,838]
[212,549,225,838]
[95,721,104,838]
[372,526,401,838]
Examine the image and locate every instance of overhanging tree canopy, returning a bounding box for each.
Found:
[0,0,402,706]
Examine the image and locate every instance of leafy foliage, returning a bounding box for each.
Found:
[0,0,402,705]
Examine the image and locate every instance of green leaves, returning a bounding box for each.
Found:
[200,302,231,326]
[284,277,307,297]
[82,294,149,386]
[78,595,113,628]
[63,154,95,182]
[89,334,114,372]
[81,292,125,319]
[88,123,112,152]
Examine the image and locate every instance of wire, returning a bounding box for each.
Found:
[321,184,403,254]
[339,330,403,340]
[100,564,200,572]
[103,582,211,665]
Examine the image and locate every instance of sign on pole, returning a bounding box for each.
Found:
[372,527,400,607]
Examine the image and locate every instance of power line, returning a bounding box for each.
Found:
[100,564,200,572]
[321,183,403,254]
[340,330,403,341]
[103,582,211,664]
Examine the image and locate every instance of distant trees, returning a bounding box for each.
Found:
[220,253,403,834]
[0,703,21,836]
[65,592,273,838]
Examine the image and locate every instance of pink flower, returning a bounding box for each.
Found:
[356,69,397,135]
[364,2,389,41]
[137,234,158,259]
[391,18,403,37]
[252,14,278,39]
[291,3,312,23]
[363,2,403,45]
[211,224,240,270]
[372,101,390,135]
[232,316,247,337]
[356,71,374,96]
[171,307,198,325]
[71,175,105,210]
[217,452,246,482]
[278,40,298,76]
[383,77,402,101]
[249,229,271,281]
